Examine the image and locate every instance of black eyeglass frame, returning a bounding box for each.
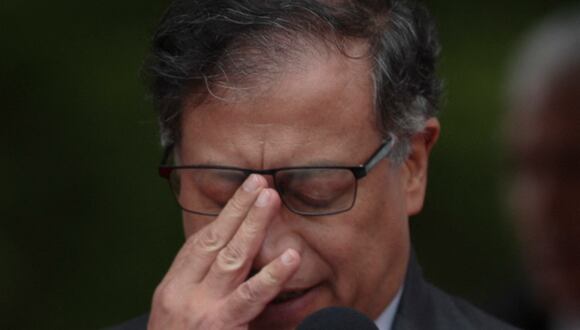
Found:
[158,133,397,216]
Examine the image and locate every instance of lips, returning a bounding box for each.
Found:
[272,288,311,304]
[247,268,317,305]
[256,284,321,326]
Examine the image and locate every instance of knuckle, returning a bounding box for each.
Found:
[194,315,220,330]
[262,268,280,286]
[152,283,179,314]
[194,229,223,252]
[227,195,248,215]
[237,281,261,304]
[152,282,170,302]
[181,302,207,326]
[240,219,261,237]
[152,283,223,329]
[216,245,246,271]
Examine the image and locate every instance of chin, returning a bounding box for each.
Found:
[250,284,332,330]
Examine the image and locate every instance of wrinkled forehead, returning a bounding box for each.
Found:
[177,42,379,168]
[192,35,372,103]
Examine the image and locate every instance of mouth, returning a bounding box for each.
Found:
[254,284,322,326]
[272,288,312,304]
[247,268,316,305]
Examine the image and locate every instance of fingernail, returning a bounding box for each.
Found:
[243,174,260,192]
[255,189,270,207]
[281,249,297,266]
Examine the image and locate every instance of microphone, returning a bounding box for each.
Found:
[297,307,379,330]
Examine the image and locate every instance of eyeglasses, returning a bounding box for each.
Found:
[159,134,396,216]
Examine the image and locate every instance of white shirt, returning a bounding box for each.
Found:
[374,287,404,330]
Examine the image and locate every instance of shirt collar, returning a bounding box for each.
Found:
[374,286,404,330]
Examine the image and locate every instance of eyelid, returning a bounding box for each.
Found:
[286,189,336,208]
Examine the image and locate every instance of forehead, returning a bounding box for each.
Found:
[179,43,382,168]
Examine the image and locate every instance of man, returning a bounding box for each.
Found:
[115,0,515,329]
[501,8,580,330]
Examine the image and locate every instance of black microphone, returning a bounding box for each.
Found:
[297,307,379,330]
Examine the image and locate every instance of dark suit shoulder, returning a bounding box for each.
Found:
[103,314,148,330]
[393,253,520,330]
[425,283,519,329]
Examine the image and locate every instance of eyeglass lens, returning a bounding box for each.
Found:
[169,168,356,216]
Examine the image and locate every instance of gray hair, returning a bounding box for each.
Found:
[146,0,442,162]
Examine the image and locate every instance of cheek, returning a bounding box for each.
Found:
[313,178,409,301]
[182,212,213,238]
[354,167,408,236]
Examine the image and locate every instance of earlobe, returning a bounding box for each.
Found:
[404,118,440,216]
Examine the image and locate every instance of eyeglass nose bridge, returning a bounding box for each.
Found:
[249,172,282,198]
[233,168,281,193]
[238,169,291,209]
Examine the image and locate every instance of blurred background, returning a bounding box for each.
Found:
[1,0,577,328]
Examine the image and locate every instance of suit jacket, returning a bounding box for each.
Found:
[391,253,517,329]
[108,252,518,330]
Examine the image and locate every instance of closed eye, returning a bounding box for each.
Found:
[285,189,338,209]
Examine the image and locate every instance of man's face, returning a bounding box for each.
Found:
[508,78,580,313]
[177,45,434,329]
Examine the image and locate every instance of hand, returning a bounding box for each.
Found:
[148,174,301,330]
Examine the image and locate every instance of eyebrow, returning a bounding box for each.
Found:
[179,151,355,169]
[294,159,357,167]
[180,159,358,170]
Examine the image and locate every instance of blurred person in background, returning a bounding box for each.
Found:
[110,0,518,329]
[502,6,580,330]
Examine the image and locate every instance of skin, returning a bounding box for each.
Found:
[149,43,439,330]
[507,73,580,316]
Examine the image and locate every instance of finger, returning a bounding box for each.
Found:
[166,174,267,283]
[222,249,301,326]
[205,188,281,294]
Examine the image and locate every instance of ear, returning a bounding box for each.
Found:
[403,118,440,216]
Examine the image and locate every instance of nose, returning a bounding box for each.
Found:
[251,197,305,270]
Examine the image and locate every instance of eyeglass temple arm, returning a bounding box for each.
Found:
[363,133,397,173]
[158,144,175,178]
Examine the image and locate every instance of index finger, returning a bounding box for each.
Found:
[166,174,267,282]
